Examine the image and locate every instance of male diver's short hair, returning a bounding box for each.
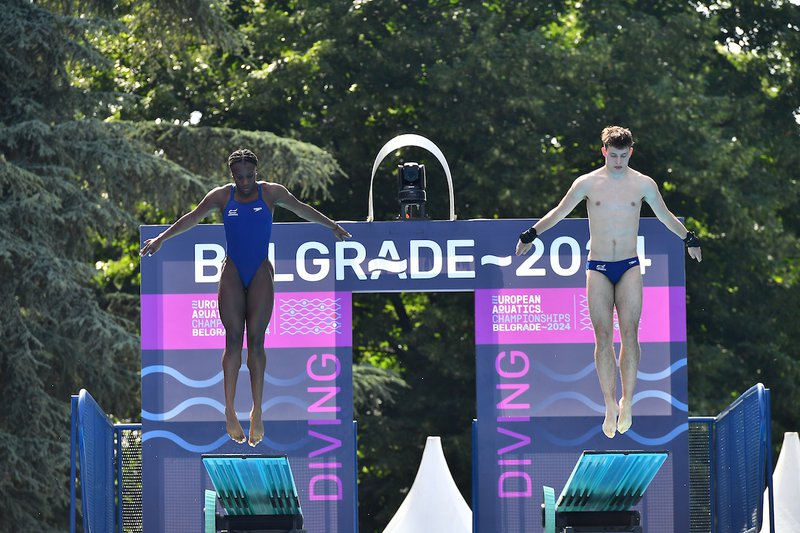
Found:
[227,148,259,167]
[601,126,634,149]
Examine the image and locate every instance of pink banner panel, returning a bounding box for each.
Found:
[475,287,686,345]
[141,292,352,350]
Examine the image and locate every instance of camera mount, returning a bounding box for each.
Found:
[367,134,456,222]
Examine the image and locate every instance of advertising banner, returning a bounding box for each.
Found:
[141,224,355,533]
[472,219,688,533]
[141,218,687,532]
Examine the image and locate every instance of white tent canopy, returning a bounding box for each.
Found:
[760,432,800,533]
[383,436,472,533]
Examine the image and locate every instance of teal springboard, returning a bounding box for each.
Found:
[202,454,303,517]
[556,450,668,512]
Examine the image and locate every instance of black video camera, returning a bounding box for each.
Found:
[398,162,427,220]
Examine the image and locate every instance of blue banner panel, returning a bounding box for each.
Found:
[472,219,688,533]
[141,222,355,532]
[141,218,689,532]
[140,344,356,532]
[141,219,684,295]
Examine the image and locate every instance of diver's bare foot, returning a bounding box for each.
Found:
[602,403,619,438]
[248,409,264,447]
[617,398,633,434]
[225,409,246,444]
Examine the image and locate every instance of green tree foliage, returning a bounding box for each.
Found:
[4,0,799,531]
[170,3,797,526]
[0,1,343,529]
[171,2,797,528]
[353,292,474,530]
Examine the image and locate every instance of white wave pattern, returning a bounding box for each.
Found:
[142,430,312,453]
[532,390,688,415]
[367,258,408,273]
[481,255,513,266]
[141,365,308,388]
[142,395,308,421]
[279,297,342,336]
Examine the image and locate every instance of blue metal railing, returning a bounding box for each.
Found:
[70,390,141,533]
[688,383,775,533]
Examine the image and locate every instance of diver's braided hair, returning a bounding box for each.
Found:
[227,148,258,167]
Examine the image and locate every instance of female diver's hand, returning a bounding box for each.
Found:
[331,223,351,241]
[139,235,165,257]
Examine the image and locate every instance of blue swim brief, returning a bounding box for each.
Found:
[586,257,640,285]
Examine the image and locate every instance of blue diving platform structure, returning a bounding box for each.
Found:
[542,450,669,533]
[202,454,306,533]
[70,384,774,532]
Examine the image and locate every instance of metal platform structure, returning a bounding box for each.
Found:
[71,385,775,532]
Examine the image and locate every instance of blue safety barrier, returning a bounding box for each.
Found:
[72,390,115,533]
[70,389,142,533]
[689,383,775,533]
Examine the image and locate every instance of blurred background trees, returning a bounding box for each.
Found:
[2,0,797,530]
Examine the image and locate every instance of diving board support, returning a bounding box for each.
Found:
[541,450,669,533]
[205,490,216,533]
[202,454,306,533]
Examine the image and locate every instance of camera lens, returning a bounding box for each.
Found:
[403,167,418,183]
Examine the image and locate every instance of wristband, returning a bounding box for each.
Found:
[519,226,538,244]
[683,231,701,248]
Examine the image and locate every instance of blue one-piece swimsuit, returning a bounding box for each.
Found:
[222,184,273,289]
[586,257,640,285]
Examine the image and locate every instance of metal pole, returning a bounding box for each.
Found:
[116,426,123,533]
[353,420,359,533]
[765,389,776,533]
[70,395,78,533]
[472,419,478,533]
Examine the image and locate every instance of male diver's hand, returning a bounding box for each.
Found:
[683,230,702,262]
[331,223,351,241]
[515,240,533,256]
[515,225,537,256]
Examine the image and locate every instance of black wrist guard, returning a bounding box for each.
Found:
[519,226,538,244]
[683,231,701,248]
